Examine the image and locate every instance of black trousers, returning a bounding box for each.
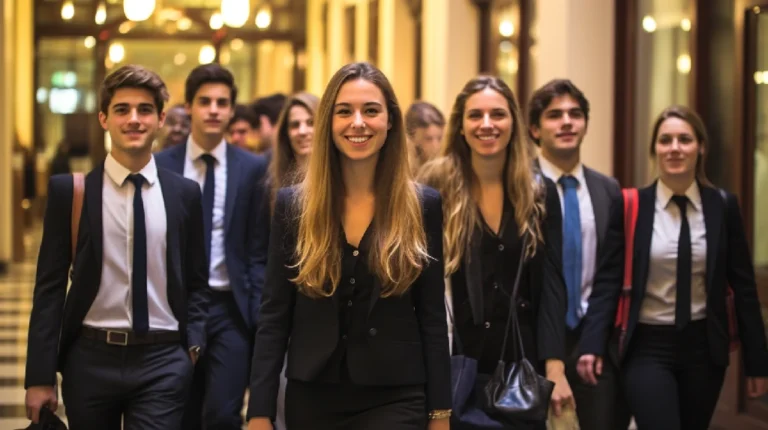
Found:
[622,320,726,430]
[285,379,426,430]
[61,336,193,430]
[182,291,252,430]
[565,325,631,430]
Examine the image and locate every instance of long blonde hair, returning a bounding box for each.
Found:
[291,62,429,298]
[417,76,544,275]
[269,92,319,211]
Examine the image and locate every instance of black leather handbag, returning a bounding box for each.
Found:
[483,233,554,422]
[448,233,555,427]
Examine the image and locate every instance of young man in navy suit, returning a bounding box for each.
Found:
[156,63,269,430]
[529,79,630,430]
[25,65,209,429]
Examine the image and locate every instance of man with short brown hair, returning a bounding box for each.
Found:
[25,64,209,429]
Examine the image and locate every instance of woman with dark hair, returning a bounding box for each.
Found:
[247,62,451,430]
[417,75,572,430]
[578,105,768,429]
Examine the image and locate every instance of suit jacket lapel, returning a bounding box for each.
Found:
[700,185,722,291]
[632,184,656,316]
[85,164,104,281]
[158,169,181,296]
[584,167,611,253]
[168,143,186,174]
[224,144,240,235]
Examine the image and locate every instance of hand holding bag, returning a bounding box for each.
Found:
[448,233,554,427]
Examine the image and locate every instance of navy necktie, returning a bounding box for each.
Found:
[672,195,691,330]
[200,154,216,261]
[128,174,149,334]
[559,175,582,330]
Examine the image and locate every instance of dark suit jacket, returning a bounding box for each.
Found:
[247,186,452,420]
[25,165,210,388]
[580,182,768,376]
[156,142,269,330]
[582,166,622,260]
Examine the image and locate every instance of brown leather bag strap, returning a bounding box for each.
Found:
[71,173,85,263]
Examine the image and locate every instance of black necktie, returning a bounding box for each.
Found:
[672,195,691,330]
[200,154,216,261]
[129,174,149,334]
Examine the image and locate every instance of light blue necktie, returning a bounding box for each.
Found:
[559,175,582,330]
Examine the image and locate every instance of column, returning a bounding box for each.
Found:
[378,0,416,108]
[0,0,14,270]
[326,0,346,80]
[306,0,325,95]
[533,0,615,174]
[420,0,479,118]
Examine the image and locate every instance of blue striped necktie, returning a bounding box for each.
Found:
[559,175,582,330]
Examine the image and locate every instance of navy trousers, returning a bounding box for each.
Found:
[182,291,252,430]
[61,336,193,430]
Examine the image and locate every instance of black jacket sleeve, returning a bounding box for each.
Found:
[183,179,211,351]
[414,187,452,411]
[724,192,768,376]
[25,176,73,388]
[580,194,625,357]
[536,178,567,361]
[247,188,297,420]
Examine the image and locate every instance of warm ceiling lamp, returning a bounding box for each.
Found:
[95,2,107,25]
[124,0,156,22]
[61,1,75,21]
[109,42,126,63]
[199,45,216,64]
[255,6,271,29]
[209,12,224,30]
[221,0,250,28]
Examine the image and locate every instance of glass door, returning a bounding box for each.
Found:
[745,3,768,420]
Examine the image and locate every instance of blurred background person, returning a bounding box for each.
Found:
[159,104,191,150]
[228,104,260,151]
[266,91,319,430]
[251,93,287,158]
[405,101,445,175]
[269,92,319,210]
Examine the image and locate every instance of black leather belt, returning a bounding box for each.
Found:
[80,326,180,346]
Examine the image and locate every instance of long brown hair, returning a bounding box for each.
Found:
[417,76,544,275]
[291,62,429,298]
[269,92,319,211]
[649,105,712,187]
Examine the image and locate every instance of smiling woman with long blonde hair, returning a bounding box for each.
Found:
[417,75,573,430]
[247,62,451,430]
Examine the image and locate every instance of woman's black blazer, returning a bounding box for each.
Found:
[457,177,567,363]
[580,182,768,376]
[246,185,452,420]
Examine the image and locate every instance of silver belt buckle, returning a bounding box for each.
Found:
[106,330,129,346]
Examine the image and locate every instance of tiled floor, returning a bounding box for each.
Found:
[0,226,69,429]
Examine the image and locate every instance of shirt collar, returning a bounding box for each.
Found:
[104,152,158,187]
[186,135,227,164]
[656,179,702,211]
[537,155,586,186]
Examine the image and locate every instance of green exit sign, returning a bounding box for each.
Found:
[51,71,77,88]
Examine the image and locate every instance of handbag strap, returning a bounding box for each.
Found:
[614,188,638,330]
[498,233,529,362]
[71,172,85,263]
